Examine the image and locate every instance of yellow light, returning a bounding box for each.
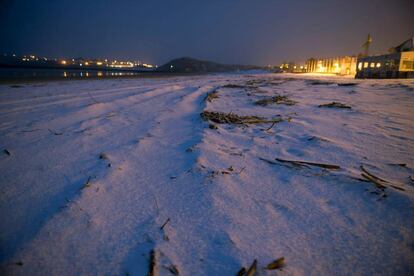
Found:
[63,72,67,77]
[61,60,67,65]
[358,62,363,70]
[96,61,103,66]
[97,72,103,77]
[376,63,381,68]
[85,62,89,66]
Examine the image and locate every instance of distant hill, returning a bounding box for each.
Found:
[156,57,261,73]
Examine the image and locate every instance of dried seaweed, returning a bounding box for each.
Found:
[201,111,284,125]
[337,83,357,87]
[318,102,351,109]
[222,84,245,88]
[266,257,285,270]
[307,80,334,85]
[255,95,296,106]
[205,90,220,102]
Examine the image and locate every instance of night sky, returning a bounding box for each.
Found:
[1,0,413,66]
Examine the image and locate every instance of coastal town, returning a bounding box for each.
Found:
[280,35,414,78]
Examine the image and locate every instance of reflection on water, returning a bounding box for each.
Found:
[0,68,146,79]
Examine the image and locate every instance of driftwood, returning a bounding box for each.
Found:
[318,102,351,109]
[201,111,284,125]
[266,257,285,270]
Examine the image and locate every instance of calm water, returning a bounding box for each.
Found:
[0,68,150,80]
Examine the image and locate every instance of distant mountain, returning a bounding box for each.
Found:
[156,57,261,73]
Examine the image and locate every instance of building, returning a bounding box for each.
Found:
[305,56,357,75]
[355,37,414,79]
[279,62,307,73]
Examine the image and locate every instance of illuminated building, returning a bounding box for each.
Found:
[305,56,357,75]
[356,37,414,79]
[279,62,306,73]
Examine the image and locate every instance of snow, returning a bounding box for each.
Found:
[0,73,414,275]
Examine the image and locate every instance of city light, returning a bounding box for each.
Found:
[3,53,156,71]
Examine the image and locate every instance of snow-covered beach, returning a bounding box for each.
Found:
[1,73,414,275]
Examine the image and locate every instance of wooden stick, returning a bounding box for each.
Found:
[148,250,156,276]
[274,158,341,170]
[246,259,257,276]
[160,218,170,230]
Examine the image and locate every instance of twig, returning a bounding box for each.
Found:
[246,259,257,276]
[275,158,340,169]
[148,250,156,276]
[160,218,170,230]
[264,121,277,131]
[360,165,389,183]
[360,165,405,191]
[360,173,386,190]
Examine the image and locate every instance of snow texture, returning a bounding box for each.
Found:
[1,73,414,275]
